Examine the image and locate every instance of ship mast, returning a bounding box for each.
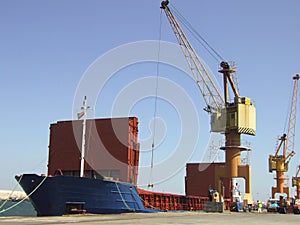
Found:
[80,96,89,177]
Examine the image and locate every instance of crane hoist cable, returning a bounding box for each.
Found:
[167,2,241,104]
[161,0,226,113]
[148,9,163,189]
[282,79,294,136]
[169,3,224,63]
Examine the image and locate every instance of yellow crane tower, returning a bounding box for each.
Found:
[160,0,256,206]
[269,74,299,199]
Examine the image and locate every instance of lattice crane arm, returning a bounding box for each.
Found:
[160,0,225,113]
[285,74,300,157]
[160,1,242,113]
[270,75,299,169]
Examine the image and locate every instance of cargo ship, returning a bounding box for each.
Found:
[15,114,218,216]
[15,97,225,216]
[16,174,155,215]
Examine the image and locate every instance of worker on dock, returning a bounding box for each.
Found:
[257,200,262,213]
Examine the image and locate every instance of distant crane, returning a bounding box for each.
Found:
[160,0,256,206]
[269,74,299,199]
[292,165,300,199]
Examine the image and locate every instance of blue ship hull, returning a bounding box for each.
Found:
[15,174,156,216]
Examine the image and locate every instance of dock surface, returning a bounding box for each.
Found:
[1,211,299,225]
[0,190,27,201]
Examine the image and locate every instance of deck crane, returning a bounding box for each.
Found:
[160,0,256,206]
[269,74,299,199]
[292,165,300,200]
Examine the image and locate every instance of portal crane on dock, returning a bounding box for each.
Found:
[160,0,256,206]
[269,74,299,199]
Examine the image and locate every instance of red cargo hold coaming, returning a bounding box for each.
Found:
[48,117,140,185]
[138,188,209,211]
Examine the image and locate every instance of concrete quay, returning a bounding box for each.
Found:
[0,211,299,225]
[0,191,27,201]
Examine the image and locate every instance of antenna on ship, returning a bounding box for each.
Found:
[78,96,90,178]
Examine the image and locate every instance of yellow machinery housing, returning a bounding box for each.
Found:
[269,156,289,173]
[211,97,256,135]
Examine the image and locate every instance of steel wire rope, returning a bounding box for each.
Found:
[283,80,294,134]
[1,95,95,216]
[115,182,133,211]
[0,175,48,214]
[148,9,163,189]
[0,176,24,210]
[277,79,295,155]
[169,4,243,105]
[286,78,299,156]
[0,155,47,212]
[0,111,91,214]
[130,188,160,211]
[169,3,224,63]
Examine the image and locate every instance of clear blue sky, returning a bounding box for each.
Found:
[1,0,300,202]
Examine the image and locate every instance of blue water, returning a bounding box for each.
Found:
[0,200,36,217]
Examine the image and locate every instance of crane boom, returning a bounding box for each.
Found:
[286,74,300,156]
[269,74,299,199]
[270,75,299,169]
[161,0,224,113]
